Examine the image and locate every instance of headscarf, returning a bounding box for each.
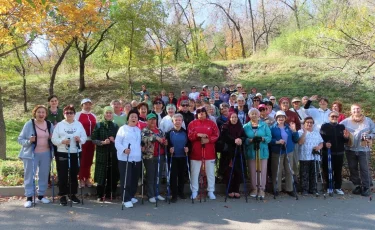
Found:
[223,112,244,138]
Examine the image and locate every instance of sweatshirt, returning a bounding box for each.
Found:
[115,125,142,162]
[51,120,87,153]
[340,117,375,152]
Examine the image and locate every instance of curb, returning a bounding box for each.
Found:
[0,179,372,197]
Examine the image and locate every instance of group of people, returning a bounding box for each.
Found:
[17,84,374,209]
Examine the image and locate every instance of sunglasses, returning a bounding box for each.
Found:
[330,115,338,118]
[64,112,74,115]
[196,108,207,114]
[181,104,189,107]
[154,101,163,104]
[237,87,242,88]
[270,99,275,100]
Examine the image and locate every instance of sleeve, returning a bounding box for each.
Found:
[51,123,63,146]
[74,112,81,122]
[209,121,219,143]
[221,125,235,145]
[166,131,173,148]
[18,122,31,147]
[115,127,127,154]
[298,130,303,138]
[270,127,278,144]
[91,124,102,146]
[78,123,87,144]
[187,122,199,141]
[304,100,312,109]
[263,125,272,144]
[292,131,300,143]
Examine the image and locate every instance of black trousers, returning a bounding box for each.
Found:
[322,152,344,189]
[299,160,317,193]
[170,157,187,197]
[55,151,80,196]
[118,160,141,202]
[96,156,119,198]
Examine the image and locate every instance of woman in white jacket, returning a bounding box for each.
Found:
[51,105,87,206]
[115,109,142,208]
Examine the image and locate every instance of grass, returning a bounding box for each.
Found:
[1,54,374,185]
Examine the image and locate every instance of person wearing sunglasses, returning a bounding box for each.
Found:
[188,107,220,200]
[320,111,349,195]
[340,104,375,197]
[177,90,189,108]
[251,96,262,109]
[298,117,323,196]
[178,100,195,128]
[52,105,87,206]
[269,96,280,111]
[150,98,167,127]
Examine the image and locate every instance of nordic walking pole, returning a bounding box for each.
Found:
[51,155,55,203]
[285,144,298,200]
[274,147,282,199]
[255,140,262,200]
[165,145,171,204]
[185,148,194,204]
[225,146,237,202]
[141,158,144,205]
[31,135,36,208]
[103,141,110,204]
[110,144,113,201]
[317,151,326,199]
[67,139,72,207]
[363,134,373,202]
[167,147,173,204]
[121,143,131,210]
[240,145,248,203]
[327,146,334,197]
[76,141,83,205]
[156,144,161,207]
[314,152,319,197]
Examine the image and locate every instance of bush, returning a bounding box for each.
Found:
[0,161,24,186]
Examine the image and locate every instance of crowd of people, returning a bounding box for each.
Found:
[17,84,374,209]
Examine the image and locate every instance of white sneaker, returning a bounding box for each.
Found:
[123,201,133,208]
[24,201,32,208]
[157,195,165,201]
[334,189,344,195]
[131,198,138,204]
[208,192,216,200]
[36,197,50,204]
[149,197,156,203]
[191,192,197,199]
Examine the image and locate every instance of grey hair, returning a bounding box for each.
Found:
[172,113,183,121]
[248,108,260,117]
[110,99,120,106]
[166,103,176,112]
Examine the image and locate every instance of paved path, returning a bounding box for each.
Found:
[1,193,374,230]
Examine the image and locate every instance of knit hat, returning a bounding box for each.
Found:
[103,106,114,113]
[279,97,290,105]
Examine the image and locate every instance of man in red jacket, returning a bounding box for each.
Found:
[188,107,219,200]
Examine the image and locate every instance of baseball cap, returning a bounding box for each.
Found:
[146,113,157,120]
[81,98,92,105]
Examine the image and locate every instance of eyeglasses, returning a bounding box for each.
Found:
[237,87,242,89]
[154,101,163,104]
[181,104,189,107]
[253,100,260,102]
[270,99,276,100]
[64,112,74,115]
[305,121,314,124]
[330,115,338,118]
[259,109,266,112]
[196,108,207,114]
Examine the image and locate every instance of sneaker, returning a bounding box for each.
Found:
[97,197,103,202]
[250,189,257,198]
[79,180,85,188]
[259,190,265,199]
[60,196,67,206]
[171,196,177,203]
[24,201,32,208]
[123,201,133,208]
[149,197,156,203]
[302,190,308,196]
[157,195,165,201]
[361,187,371,197]
[69,195,81,204]
[334,189,344,195]
[352,186,362,195]
[191,192,197,199]
[36,197,50,204]
[208,191,216,200]
[131,198,138,204]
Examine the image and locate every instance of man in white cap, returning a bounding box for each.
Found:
[290,97,307,124]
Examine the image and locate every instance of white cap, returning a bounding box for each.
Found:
[256,93,262,97]
[202,85,208,88]
[81,98,92,105]
[275,110,286,119]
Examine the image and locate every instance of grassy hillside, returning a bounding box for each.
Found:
[2,55,374,184]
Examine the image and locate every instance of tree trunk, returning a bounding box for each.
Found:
[248,0,256,53]
[79,55,86,92]
[106,68,110,80]
[128,21,135,99]
[0,86,6,160]
[23,77,27,112]
[49,40,73,96]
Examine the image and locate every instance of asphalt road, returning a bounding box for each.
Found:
[1,193,374,230]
